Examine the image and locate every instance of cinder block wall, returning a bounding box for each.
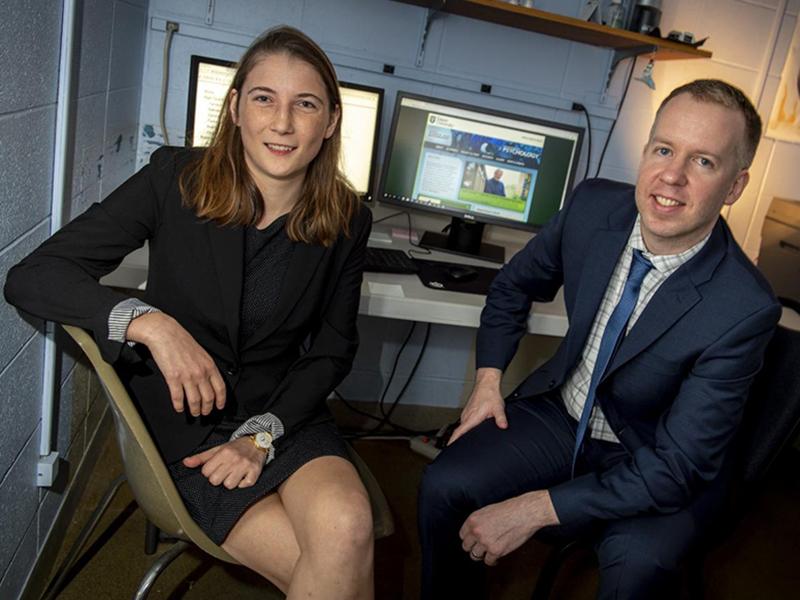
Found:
[0,1,148,598]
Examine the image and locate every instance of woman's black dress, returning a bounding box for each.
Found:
[168,216,349,544]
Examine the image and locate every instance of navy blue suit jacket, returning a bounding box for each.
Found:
[477,179,780,528]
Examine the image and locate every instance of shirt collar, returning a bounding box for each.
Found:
[628,214,711,275]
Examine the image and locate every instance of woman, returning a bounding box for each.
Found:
[5,26,374,598]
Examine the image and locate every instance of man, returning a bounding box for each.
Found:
[484,168,506,196]
[419,80,780,598]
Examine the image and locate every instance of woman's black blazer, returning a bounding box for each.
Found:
[5,146,372,462]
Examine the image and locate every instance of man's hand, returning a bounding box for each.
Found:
[459,490,559,566]
[448,367,507,445]
[182,437,266,489]
[126,312,226,416]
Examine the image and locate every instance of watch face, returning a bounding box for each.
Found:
[254,431,272,449]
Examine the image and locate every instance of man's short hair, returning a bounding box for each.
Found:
[652,79,762,169]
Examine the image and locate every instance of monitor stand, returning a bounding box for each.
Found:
[419,217,505,264]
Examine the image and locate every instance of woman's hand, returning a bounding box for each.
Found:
[448,367,507,445]
[126,312,227,416]
[183,438,266,489]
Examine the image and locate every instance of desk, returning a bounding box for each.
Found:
[99,225,569,338]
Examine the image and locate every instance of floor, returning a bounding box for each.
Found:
[37,422,800,599]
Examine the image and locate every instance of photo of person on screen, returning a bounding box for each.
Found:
[483,168,506,196]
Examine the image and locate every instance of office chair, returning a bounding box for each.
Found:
[47,325,394,600]
[530,323,800,599]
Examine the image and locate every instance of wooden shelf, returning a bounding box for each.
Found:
[395,0,711,61]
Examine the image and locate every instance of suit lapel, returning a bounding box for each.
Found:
[605,271,700,376]
[207,221,244,352]
[604,220,728,377]
[563,201,637,369]
[563,229,629,368]
[240,241,326,351]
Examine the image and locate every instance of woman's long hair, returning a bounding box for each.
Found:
[179,26,358,245]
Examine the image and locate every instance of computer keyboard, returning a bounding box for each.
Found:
[364,247,419,274]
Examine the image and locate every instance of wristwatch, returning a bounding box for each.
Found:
[249,431,273,453]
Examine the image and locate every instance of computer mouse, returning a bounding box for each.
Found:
[446,265,478,282]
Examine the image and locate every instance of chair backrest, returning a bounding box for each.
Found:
[61,325,237,564]
[736,324,800,486]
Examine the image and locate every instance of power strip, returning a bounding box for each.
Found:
[409,435,441,460]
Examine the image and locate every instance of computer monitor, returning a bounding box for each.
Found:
[336,82,383,201]
[379,92,583,263]
[185,56,236,148]
[185,55,383,199]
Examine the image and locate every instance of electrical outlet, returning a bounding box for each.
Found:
[37,453,60,487]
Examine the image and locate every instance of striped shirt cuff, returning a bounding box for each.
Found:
[108,298,161,345]
[230,413,285,465]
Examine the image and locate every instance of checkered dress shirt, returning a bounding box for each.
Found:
[560,216,710,442]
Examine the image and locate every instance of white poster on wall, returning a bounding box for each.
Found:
[767,18,800,143]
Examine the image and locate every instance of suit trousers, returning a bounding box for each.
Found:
[418,393,721,599]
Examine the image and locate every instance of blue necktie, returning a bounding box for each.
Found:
[571,249,653,475]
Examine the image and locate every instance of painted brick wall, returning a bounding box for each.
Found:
[0,1,148,598]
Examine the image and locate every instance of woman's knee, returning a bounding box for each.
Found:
[304,485,374,557]
[331,488,374,549]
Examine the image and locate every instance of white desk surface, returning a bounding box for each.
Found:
[100,224,569,337]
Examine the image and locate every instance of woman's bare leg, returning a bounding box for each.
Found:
[220,455,373,597]
[279,456,374,599]
[222,492,300,593]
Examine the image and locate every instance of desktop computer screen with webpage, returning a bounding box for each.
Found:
[379,93,582,262]
[185,55,383,199]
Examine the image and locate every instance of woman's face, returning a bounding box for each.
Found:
[229,52,339,196]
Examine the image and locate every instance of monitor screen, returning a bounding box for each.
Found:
[380,93,583,233]
[337,82,382,200]
[185,55,383,199]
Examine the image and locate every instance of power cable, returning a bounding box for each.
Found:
[159,22,179,145]
[572,102,593,181]
[595,57,636,178]
[370,209,432,257]
[379,322,431,428]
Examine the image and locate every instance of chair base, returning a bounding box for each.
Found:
[134,540,190,600]
[40,473,191,600]
[145,519,160,555]
[42,474,127,600]
[144,519,181,555]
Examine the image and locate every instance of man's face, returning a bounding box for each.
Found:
[494,169,503,180]
[635,93,750,255]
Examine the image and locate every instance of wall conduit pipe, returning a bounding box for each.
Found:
[38,0,79,487]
